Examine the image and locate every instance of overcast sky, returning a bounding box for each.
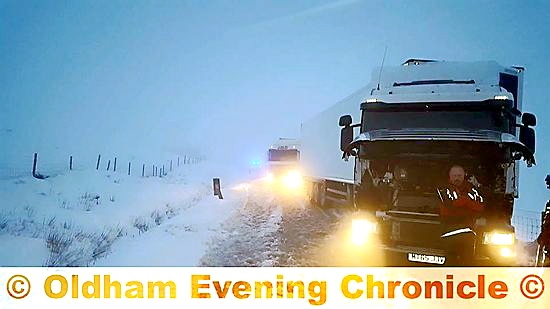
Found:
[1,0,549,212]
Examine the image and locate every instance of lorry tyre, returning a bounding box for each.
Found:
[309,182,317,206]
[317,182,327,208]
[312,183,320,207]
[312,183,324,208]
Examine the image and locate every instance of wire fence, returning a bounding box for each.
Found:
[513,210,543,242]
[0,152,205,180]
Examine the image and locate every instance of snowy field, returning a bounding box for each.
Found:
[0,160,255,266]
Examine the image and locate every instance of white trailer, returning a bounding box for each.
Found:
[299,86,369,206]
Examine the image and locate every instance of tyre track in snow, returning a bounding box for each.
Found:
[275,195,346,266]
[199,187,284,266]
[199,184,347,266]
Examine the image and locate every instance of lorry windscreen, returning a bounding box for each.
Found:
[268,149,299,162]
[360,101,512,132]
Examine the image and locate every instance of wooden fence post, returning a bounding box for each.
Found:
[142,164,145,177]
[31,152,47,179]
[213,178,223,199]
[107,160,111,171]
[128,162,131,175]
[96,154,101,170]
[69,156,73,171]
[32,153,38,176]
[114,157,117,172]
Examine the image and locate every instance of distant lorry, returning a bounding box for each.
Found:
[300,59,537,266]
[264,138,302,190]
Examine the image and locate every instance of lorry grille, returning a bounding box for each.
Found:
[369,129,501,141]
[380,212,445,249]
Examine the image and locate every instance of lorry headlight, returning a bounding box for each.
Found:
[264,173,274,183]
[282,170,302,189]
[482,231,515,246]
[351,219,376,245]
[499,247,515,258]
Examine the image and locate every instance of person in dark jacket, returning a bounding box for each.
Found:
[439,165,485,265]
[440,165,484,224]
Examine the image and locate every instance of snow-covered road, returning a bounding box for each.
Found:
[199,183,353,267]
[197,182,539,267]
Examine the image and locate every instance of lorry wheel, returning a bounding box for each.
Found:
[317,182,327,208]
[309,183,317,206]
[312,183,319,207]
[310,182,327,208]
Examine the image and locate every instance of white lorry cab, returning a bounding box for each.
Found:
[302,59,537,266]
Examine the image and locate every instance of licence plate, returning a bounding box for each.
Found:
[407,253,446,265]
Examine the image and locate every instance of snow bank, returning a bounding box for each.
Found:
[94,193,244,266]
[0,159,251,266]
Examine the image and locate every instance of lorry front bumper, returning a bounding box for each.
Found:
[371,243,517,267]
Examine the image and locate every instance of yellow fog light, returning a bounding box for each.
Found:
[499,247,515,258]
[483,232,515,246]
[351,219,376,246]
[264,173,274,183]
[282,170,302,189]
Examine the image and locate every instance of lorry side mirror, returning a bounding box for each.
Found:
[339,115,352,127]
[519,126,535,154]
[340,126,354,151]
[522,113,536,127]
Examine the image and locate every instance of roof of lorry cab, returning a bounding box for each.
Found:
[367,60,522,103]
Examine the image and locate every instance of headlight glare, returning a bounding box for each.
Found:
[483,231,515,245]
[351,219,376,245]
[282,170,302,189]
